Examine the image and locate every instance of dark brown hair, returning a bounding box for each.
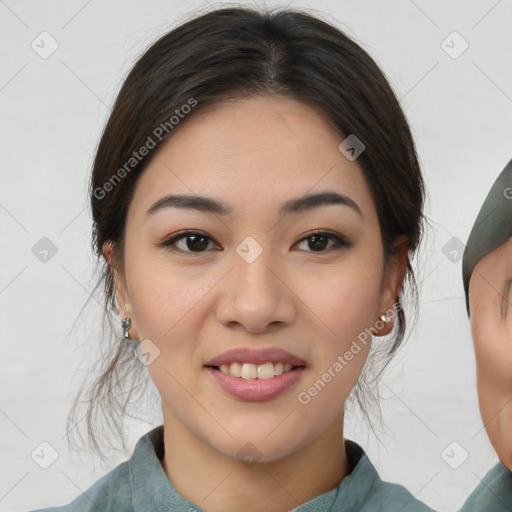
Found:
[67,5,429,459]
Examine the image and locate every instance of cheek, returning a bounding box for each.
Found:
[125,244,213,341]
[474,335,512,392]
[293,264,381,408]
[305,262,382,345]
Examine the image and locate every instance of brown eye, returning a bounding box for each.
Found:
[159,229,352,255]
[160,231,219,253]
[295,230,352,253]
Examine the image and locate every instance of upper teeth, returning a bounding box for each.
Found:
[219,362,294,379]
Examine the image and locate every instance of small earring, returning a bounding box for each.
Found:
[379,314,391,323]
[122,317,132,339]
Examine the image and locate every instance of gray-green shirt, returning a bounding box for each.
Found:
[30,425,435,511]
[459,462,512,511]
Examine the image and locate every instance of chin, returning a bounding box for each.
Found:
[486,421,512,472]
[496,444,512,472]
[211,431,306,465]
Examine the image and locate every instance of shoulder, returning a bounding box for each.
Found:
[336,440,436,511]
[28,425,165,512]
[28,425,204,512]
[361,471,436,511]
[459,462,512,511]
[28,459,132,512]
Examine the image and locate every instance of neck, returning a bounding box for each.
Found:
[160,409,348,512]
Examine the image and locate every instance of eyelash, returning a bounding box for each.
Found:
[159,229,353,255]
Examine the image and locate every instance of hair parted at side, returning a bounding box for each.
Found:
[66,5,430,459]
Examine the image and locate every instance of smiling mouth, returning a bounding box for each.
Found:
[205,362,306,379]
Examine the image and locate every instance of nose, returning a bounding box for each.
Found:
[215,245,297,334]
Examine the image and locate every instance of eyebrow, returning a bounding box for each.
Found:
[145,191,363,219]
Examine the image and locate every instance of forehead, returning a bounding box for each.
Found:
[128,95,376,221]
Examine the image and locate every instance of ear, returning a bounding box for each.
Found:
[102,241,140,339]
[374,234,409,336]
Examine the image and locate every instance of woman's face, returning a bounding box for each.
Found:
[108,95,407,462]
[469,236,512,469]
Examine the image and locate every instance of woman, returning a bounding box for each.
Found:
[31,6,435,511]
[459,158,512,511]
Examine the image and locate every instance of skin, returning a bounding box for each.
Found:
[103,95,409,512]
[468,235,512,471]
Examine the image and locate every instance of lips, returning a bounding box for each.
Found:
[204,347,307,401]
[204,347,307,368]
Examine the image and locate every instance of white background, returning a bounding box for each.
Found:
[1,1,511,511]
